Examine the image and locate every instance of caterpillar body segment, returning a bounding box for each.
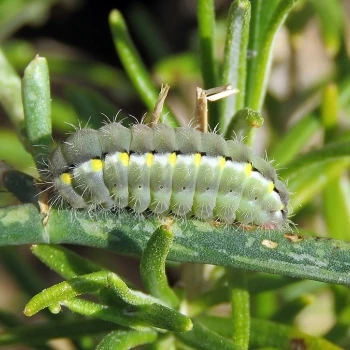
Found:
[48,122,289,227]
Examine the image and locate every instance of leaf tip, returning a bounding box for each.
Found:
[109,9,122,25]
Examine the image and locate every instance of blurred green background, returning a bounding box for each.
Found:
[0,0,350,349]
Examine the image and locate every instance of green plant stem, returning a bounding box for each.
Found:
[140,225,179,308]
[220,0,251,132]
[109,9,178,126]
[22,55,52,170]
[228,268,250,349]
[4,205,350,287]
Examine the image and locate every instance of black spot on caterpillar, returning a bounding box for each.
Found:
[44,122,289,228]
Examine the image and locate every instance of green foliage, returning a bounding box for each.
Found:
[0,0,350,349]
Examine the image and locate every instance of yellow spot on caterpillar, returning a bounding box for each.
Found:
[268,182,274,193]
[168,152,177,166]
[91,159,103,172]
[218,156,226,169]
[120,152,129,167]
[60,172,72,185]
[245,163,252,177]
[146,153,154,167]
[194,153,202,166]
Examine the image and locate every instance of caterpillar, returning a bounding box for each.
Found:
[45,121,289,227]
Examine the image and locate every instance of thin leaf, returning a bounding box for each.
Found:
[280,141,350,179]
[220,0,251,132]
[109,10,178,126]
[22,55,52,169]
[228,268,250,349]
[246,0,300,111]
[140,225,179,308]
[270,115,321,166]
[197,0,220,126]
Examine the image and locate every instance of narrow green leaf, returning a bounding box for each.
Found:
[22,55,52,169]
[198,0,218,90]
[270,115,321,166]
[308,0,344,57]
[0,132,34,170]
[109,9,178,126]
[127,3,169,61]
[323,175,350,240]
[0,0,55,42]
[24,271,107,316]
[197,0,220,126]
[220,0,251,132]
[289,160,350,211]
[31,244,107,280]
[228,269,250,349]
[24,270,192,332]
[321,84,338,134]
[140,225,179,308]
[97,329,157,350]
[320,83,350,240]
[246,0,300,111]
[64,298,192,333]
[280,140,350,179]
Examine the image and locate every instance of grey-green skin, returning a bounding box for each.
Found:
[48,123,289,227]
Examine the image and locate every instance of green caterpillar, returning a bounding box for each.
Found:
[46,122,289,227]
